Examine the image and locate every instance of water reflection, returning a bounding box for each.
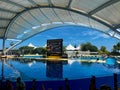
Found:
[0,58,69,80]
[103,57,120,69]
[1,58,5,80]
[0,58,120,81]
[0,58,20,80]
[80,61,93,66]
[46,60,63,78]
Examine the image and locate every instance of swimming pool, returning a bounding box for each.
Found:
[23,55,43,59]
[0,57,120,81]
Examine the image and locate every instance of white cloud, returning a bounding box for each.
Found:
[92,33,110,40]
[82,30,98,36]
[64,39,84,46]
[82,30,110,40]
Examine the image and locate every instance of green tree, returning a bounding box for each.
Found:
[113,45,117,52]
[19,46,34,54]
[81,42,98,52]
[116,42,120,52]
[90,46,98,52]
[99,46,109,55]
[111,42,120,55]
[33,47,46,54]
[62,46,66,53]
[100,46,106,52]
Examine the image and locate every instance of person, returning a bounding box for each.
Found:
[4,80,13,90]
[65,78,70,90]
[41,83,45,90]
[58,85,62,90]
[100,85,111,90]
[29,79,36,90]
[89,76,96,90]
[48,88,52,90]
[16,77,26,90]
[0,80,3,90]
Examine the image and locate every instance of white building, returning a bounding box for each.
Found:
[28,43,37,48]
[66,44,75,50]
[65,44,97,58]
[65,44,81,57]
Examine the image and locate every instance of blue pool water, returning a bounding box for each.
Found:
[23,55,43,59]
[0,57,120,82]
[106,57,117,65]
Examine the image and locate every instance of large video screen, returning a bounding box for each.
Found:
[47,39,63,56]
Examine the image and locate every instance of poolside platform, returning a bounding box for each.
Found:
[0,55,7,58]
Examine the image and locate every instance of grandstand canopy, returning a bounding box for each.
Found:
[0,0,120,47]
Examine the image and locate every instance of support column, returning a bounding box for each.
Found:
[2,38,5,55]
[1,58,4,80]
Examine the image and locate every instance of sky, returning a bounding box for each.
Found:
[1,25,120,51]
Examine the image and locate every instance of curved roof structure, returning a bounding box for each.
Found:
[0,0,120,46]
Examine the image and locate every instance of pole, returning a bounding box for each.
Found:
[2,38,5,55]
[114,73,118,90]
[1,58,4,80]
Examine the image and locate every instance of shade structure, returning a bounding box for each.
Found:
[0,0,120,45]
[66,44,75,51]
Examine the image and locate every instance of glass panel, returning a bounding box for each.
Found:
[117,29,120,32]
[52,22,63,25]
[15,16,33,28]
[0,1,21,12]
[0,20,9,27]
[92,15,112,25]
[41,8,63,22]
[114,33,120,39]
[52,0,69,7]
[89,18,110,32]
[53,9,73,22]
[11,23,26,33]
[0,29,5,37]
[29,9,45,24]
[108,30,115,36]
[0,11,15,18]
[32,0,49,6]
[70,11,110,32]
[70,11,89,25]
[21,12,40,26]
[71,0,109,13]
[2,0,120,41]
[31,8,51,23]
[95,2,120,25]
[10,0,34,7]
[7,30,18,39]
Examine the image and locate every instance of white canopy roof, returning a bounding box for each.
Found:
[66,44,75,50]
[66,44,80,50]
[0,0,120,45]
[28,43,36,48]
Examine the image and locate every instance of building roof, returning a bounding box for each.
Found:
[66,44,75,50]
[28,43,36,48]
[66,44,80,50]
[0,0,120,44]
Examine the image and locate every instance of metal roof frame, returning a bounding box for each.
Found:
[0,0,119,54]
[5,5,120,38]
[88,0,120,15]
